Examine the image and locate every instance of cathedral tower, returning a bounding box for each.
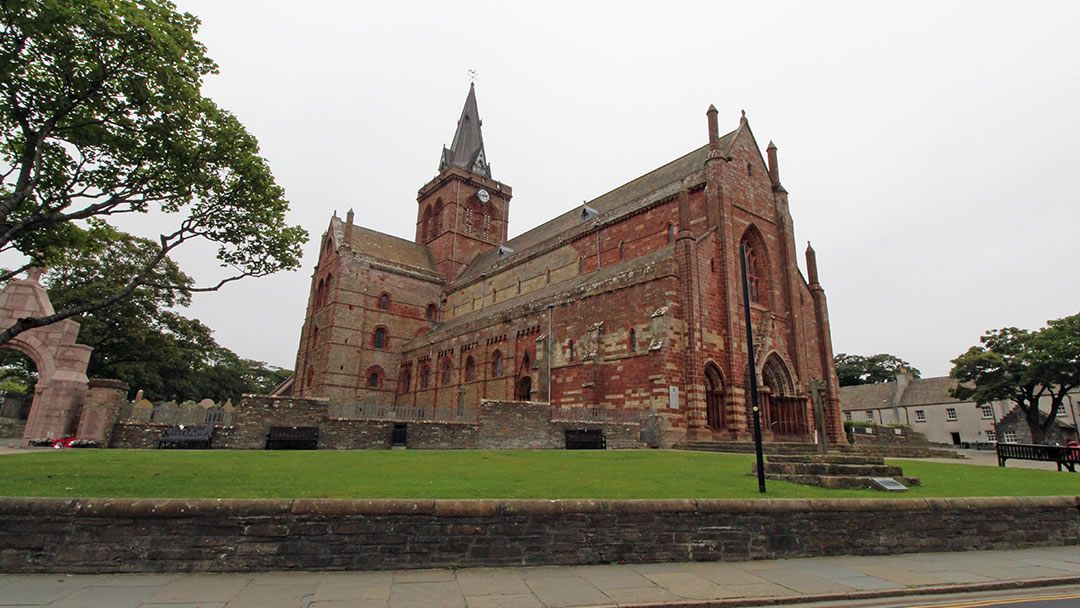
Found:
[416,84,512,281]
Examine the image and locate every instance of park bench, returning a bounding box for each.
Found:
[996,442,1079,472]
[158,425,213,449]
[265,425,319,450]
[565,429,606,450]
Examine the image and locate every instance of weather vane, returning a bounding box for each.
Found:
[467,69,478,84]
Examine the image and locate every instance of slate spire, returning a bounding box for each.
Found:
[439,83,491,178]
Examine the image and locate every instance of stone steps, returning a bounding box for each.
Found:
[763,473,922,490]
[676,440,857,455]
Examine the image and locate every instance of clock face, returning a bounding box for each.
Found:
[476,189,490,203]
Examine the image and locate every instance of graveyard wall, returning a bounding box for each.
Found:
[1,496,1076,573]
[108,397,642,450]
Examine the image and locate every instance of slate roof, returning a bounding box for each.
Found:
[899,376,967,406]
[838,382,897,411]
[452,129,739,287]
[332,217,438,276]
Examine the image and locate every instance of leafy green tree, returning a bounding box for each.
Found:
[834,353,921,386]
[43,229,288,402]
[950,313,1080,444]
[0,0,307,344]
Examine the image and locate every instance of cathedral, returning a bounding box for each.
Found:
[291,85,843,446]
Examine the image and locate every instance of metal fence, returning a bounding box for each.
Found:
[117,405,235,426]
[328,403,479,423]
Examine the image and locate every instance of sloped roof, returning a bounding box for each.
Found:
[899,376,967,406]
[452,130,738,287]
[332,217,438,275]
[439,83,491,178]
[839,382,896,411]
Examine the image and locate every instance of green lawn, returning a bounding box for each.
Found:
[0,450,1076,500]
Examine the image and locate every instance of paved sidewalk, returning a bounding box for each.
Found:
[1,546,1078,608]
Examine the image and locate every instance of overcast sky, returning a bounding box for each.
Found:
[158,0,1079,378]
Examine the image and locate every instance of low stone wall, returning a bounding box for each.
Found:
[109,398,642,450]
[1,496,1076,573]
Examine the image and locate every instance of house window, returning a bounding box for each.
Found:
[946,408,958,421]
[629,328,637,353]
[378,293,390,310]
[981,406,994,419]
[441,360,452,386]
[465,357,476,382]
[844,411,852,421]
[1003,431,1017,443]
[426,303,438,321]
[1057,407,1068,417]
[865,411,874,422]
[986,430,997,442]
[373,327,388,349]
[493,351,503,377]
[915,410,926,422]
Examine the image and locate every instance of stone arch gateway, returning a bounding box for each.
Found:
[0,269,92,446]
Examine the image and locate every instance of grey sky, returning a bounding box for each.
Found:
[160,0,1080,377]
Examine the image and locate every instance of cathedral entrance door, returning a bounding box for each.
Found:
[704,365,724,429]
[515,376,532,401]
[770,396,809,436]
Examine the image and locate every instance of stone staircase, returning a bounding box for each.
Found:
[751,454,921,490]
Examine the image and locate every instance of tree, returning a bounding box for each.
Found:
[950,313,1080,444]
[0,0,307,344]
[42,229,289,402]
[834,353,921,386]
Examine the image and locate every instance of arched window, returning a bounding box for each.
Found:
[492,287,497,303]
[578,256,584,273]
[400,364,412,392]
[668,223,675,243]
[521,351,531,375]
[629,328,637,353]
[705,364,725,429]
[378,293,390,310]
[310,326,319,350]
[433,199,443,237]
[316,278,324,308]
[492,351,503,377]
[740,228,769,306]
[545,269,551,284]
[426,303,438,321]
[465,356,476,382]
[619,241,626,259]
[305,366,314,387]
[517,279,521,294]
[367,370,381,389]
[441,359,453,386]
[421,205,432,241]
[373,327,388,349]
[324,273,333,306]
[568,340,575,361]
[420,363,431,389]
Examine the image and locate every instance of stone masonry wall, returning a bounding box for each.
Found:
[1,496,1076,573]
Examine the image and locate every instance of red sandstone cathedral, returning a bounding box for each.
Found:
[291,86,843,447]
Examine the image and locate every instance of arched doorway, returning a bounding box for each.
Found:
[761,354,807,436]
[515,376,532,401]
[0,270,91,446]
[704,364,725,429]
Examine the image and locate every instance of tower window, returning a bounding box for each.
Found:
[420,364,430,389]
[545,269,551,285]
[569,340,575,361]
[619,241,626,259]
[368,372,380,388]
[426,303,438,321]
[630,328,637,353]
[578,256,584,273]
[493,351,503,377]
[668,223,675,243]
[378,293,390,310]
[373,327,388,349]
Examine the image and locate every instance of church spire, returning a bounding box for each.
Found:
[439,83,491,178]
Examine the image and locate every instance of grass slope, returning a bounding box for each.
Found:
[0,450,1076,500]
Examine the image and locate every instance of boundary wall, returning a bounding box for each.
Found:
[1,496,1076,573]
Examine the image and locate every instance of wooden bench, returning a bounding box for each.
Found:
[565,429,606,450]
[996,442,1080,472]
[159,425,213,449]
[265,425,318,450]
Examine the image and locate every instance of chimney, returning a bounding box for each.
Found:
[706,105,719,147]
[767,141,779,185]
[344,208,354,244]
